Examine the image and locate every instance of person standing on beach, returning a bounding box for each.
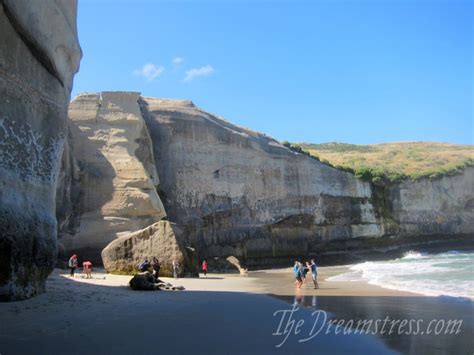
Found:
[310,259,319,289]
[68,255,78,277]
[293,261,302,288]
[202,260,208,276]
[82,261,92,279]
[302,262,310,283]
[172,260,180,279]
[152,257,161,280]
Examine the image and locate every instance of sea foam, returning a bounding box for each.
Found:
[327,251,474,299]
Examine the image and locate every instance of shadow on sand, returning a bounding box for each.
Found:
[0,272,400,355]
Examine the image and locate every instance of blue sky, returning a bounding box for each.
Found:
[73,0,473,144]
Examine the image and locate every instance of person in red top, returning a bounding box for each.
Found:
[82,261,93,279]
[202,260,208,276]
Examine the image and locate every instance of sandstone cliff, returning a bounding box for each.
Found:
[141,98,473,266]
[389,168,474,237]
[140,97,382,266]
[0,0,81,300]
[59,92,166,264]
[60,92,473,270]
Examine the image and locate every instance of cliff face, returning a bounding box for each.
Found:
[0,0,81,300]
[389,167,474,237]
[140,98,382,265]
[60,92,474,269]
[59,92,166,263]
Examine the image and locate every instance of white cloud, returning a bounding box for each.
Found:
[132,63,164,81]
[183,65,215,82]
[172,57,184,65]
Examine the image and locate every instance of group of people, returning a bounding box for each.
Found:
[69,255,209,281]
[138,257,163,279]
[138,258,209,278]
[137,258,209,279]
[68,255,93,279]
[293,259,319,289]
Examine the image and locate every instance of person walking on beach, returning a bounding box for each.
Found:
[202,259,208,276]
[172,260,180,279]
[68,254,78,277]
[82,261,93,279]
[152,257,161,280]
[310,259,319,289]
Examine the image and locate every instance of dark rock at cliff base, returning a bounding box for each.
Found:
[129,272,159,291]
[129,272,185,291]
[0,1,81,301]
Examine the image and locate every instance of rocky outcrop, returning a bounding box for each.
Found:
[129,271,185,291]
[101,221,194,277]
[0,0,81,300]
[59,92,166,263]
[129,272,160,291]
[227,256,248,275]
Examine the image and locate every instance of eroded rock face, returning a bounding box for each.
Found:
[141,97,473,266]
[60,92,166,263]
[0,0,81,300]
[141,97,383,265]
[390,167,474,237]
[102,221,193,277]
[60,92,473,269]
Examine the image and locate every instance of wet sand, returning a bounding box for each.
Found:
[251,265,421,297]
[252,267,473,354]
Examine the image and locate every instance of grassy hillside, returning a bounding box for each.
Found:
[285,141,474,183]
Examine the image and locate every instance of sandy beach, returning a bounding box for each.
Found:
[0,267,472,354]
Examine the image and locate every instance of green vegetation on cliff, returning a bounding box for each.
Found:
[293,142,474,184]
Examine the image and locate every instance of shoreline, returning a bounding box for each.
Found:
[250,265,423,297]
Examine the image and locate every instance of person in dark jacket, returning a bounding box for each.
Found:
[152,257,161,280]
[68,255,78,277]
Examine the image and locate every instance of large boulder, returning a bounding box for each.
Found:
[59,92,166,263]
[0,0,81,300]
[101,221,196,277]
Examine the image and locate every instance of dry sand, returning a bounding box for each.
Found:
[59,265,419,296]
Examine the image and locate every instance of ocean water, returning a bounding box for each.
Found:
[327,251,474,298]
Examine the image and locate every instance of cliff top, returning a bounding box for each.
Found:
[297,141,474,182]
